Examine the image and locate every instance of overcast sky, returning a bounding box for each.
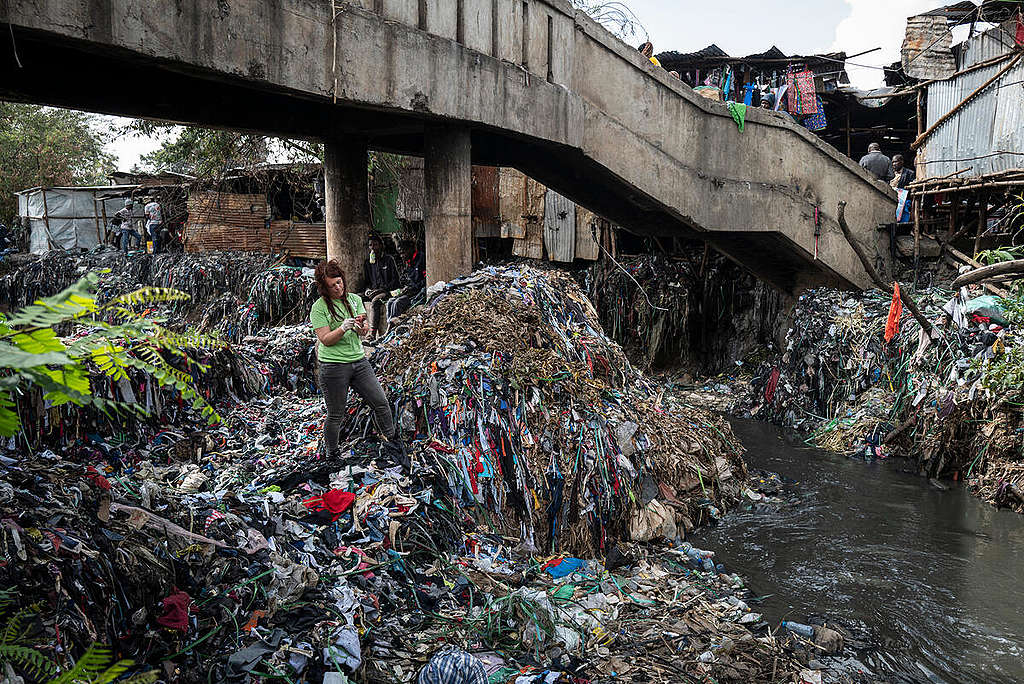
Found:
[107,0,951,169]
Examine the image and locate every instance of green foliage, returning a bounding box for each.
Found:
[46,644,157,684]
[0,273,224,437]
[977,295,1024,396]
[975,245,1024,265]
[122,120,322,177]
[0,588,55,679]
[0,102,115,222]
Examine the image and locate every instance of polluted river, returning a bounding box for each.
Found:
[695,419,1024,684]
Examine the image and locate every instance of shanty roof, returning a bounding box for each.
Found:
[656,46,850,82]
[922,0,1023,24]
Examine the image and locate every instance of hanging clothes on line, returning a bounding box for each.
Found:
[786,69,819,115]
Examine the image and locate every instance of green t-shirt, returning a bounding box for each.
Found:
[309,294,366,363]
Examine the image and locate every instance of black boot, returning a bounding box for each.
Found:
[383,435,411,470]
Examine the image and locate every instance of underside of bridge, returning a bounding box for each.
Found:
[0,0,894,294]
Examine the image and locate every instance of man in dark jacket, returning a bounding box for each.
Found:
[859,143,894,182]
[890,154,915,189]
[387,240,426,323]
[363,233,400,340]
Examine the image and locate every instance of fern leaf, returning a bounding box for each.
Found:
[47,644,113,684]
[0,643,56,677]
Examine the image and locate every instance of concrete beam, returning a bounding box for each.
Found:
[424,126,473,285]
[324,137,371,291]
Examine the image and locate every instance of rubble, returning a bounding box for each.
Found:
[0,256,813,682]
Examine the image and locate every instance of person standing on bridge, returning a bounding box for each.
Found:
[890,154,915,190]
[859,143,894,182]
[638,41,660,67]
[311,259,396,460]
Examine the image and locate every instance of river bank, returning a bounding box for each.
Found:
[668,282,1024,517]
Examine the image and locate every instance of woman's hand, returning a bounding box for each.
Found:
[340,318,356,333]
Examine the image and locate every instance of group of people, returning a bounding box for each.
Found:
[108,197,166,253]
[859,143,915,190]
[859,143,916,222]
[309,234,427,460]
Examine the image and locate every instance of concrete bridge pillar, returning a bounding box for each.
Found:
[424,126,473,285]
[324,137,371,291]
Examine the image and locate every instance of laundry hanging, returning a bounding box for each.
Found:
[801,97,827,131]
[726,102,747,132]
[786,69,819,115]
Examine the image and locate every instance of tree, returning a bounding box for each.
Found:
[124,121,322,177]
[0,273,222,438]
[0,102,115,222]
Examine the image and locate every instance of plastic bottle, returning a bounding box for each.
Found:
[781,621,815,638]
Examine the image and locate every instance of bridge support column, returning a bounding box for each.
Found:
[324,137,370,291]
[424,126,473,285]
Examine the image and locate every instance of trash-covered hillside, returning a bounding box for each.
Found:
[0,250,818,683]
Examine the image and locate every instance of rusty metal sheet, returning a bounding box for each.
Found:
[902,14,956,80]
[574,207,601,261]
[921,22,1024,179]
[544,189,576,262]
[471,165,501,237]
[512,221,544,259]
[498,167,526,239]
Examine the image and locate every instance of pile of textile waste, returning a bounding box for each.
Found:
[730,283,1024,512]
[0,248,315,341]
[585,253,783,373]
[0,261,819,682]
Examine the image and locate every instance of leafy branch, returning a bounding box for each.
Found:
[0,273,225,436]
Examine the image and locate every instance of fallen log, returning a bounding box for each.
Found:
[944,246,1009,297]
[951,259,1024,290]
[837,201,939,339]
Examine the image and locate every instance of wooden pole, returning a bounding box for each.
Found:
[845,111,852,158]
[837,201,938,339]
[913,196,922,287]
[974,192,987,257]
[947,198,958,242]
[951,259,1024,289]
[916,90,924,138]
[41,189,53,250]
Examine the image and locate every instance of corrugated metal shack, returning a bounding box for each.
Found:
[916,20,1024,178]
[905,1,1024,270]
[397,163,612,264]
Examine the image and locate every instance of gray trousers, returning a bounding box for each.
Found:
[319,359,395,454]
[386,291,416,321]
[365,290,390,335]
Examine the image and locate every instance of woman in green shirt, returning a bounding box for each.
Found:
[311,260,395,458]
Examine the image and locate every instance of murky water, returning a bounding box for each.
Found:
[694,419,1024,684]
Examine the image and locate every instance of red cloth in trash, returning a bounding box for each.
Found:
[884,283,902,343]
[765,368,781,403]
[970,313,991,326]
[302,489,355,521]
[1016,11,1024,46]
[156,589,192,631]
[85,466,111,491]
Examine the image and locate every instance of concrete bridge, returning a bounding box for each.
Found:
[1,0,896,293]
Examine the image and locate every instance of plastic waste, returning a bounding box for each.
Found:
[781,621,816,638]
